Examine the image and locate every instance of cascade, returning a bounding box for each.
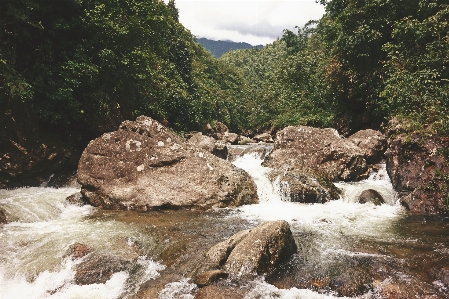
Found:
[0,145,448,298]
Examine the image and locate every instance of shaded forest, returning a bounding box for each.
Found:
[1,0,448,143]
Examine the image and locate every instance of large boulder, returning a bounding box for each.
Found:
[348,129,387,164]
[205,221,297,275]
[264,126,367,182]
[385,119,449,214]
[77,116,258,210]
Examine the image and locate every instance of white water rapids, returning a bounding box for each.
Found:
[0,148,408,299]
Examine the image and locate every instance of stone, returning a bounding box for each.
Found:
[264,126,367,182]
[77,116,258,210]
[65,242,93,260]
[194,270,229,287]
[195,285,246,299]
[348,129,387,164]
[271,170,341,203]
[74,255,130,285]
[0,207,7,224]
[205,221,297,276]
[237,136,254,145]
[203,122,229,140]
[224,221,297,275]
[253,132,273,143]
[385,119,449,214]
[206,229,251,267]
[65,192,85,206]
[358,189,384,205]
[188,132,216,153]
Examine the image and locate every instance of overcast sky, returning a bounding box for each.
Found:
[170,0,326,46]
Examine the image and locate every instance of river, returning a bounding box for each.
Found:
[1,145,449,298]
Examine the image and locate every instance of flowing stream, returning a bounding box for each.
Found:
[1,144,449,298]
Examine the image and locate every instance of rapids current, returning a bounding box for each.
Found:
[1,145,449,298]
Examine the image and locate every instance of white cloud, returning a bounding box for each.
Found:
[170,0,325,45]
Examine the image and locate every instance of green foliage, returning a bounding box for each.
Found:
[0,0,245,138]
[381,1,449,135]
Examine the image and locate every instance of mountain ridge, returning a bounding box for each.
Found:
[197,37,263,58]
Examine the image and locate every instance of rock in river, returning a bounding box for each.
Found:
[205,220,297,276]
[77,116,258,210]
[264,126,367,182]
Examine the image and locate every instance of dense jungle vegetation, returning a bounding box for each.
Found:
[1,0,448,143]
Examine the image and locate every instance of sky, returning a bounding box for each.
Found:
[170,0,326,46]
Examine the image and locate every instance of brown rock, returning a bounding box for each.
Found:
[253,132,273,143]
[203,122,229,140]
[264,126,367,182]
[65,192,85,206]
[0,207,7,224]
[358,189,384,205]
[195,285,246,299]
[348,129,387,163]
[385,119,449,214]
[65,243,93,260]
[206,229,251,267]
[194,270,229,287]
[270,170,341,203]
[237,136,254,145]
[188,133,216,153]
[74,255,129,285]
[205,221,297,276]
[77,116,258,210]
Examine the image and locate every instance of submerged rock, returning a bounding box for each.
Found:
[0,207,7,224]
[358,189,384,206]
[77,116,258,210]
[65,192,85,206]
[205,221,297,276]
[65,242,93,260]
[74,255,130,285]
[194,270,229,287]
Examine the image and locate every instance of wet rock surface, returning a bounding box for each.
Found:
[195,285,246,299]
[77,116,258,210]
[65,192,85,206]
[0,207,7,224]
[270,170,341,203]
[386,119,449,214]
[262,125,371,203]
[205,221,297,276]
[74,255,131,285]
[194,270,229,287]
[358,189,385,205]
[65,242,93,260]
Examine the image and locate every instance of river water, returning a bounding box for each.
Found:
[1,145,449,298]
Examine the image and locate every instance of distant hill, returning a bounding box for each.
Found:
[197,38,263,58]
